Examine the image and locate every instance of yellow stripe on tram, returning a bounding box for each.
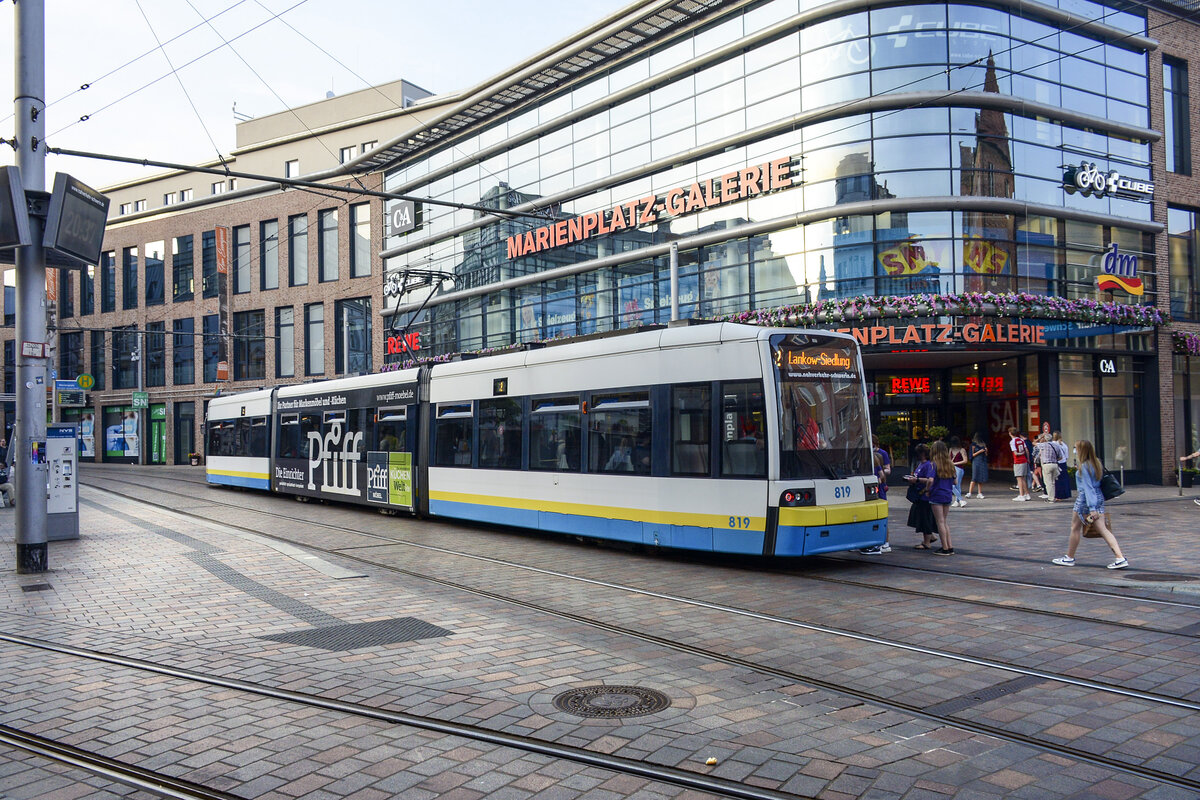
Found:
[429,489,766,531]
[209,469,270,481]
[779,499,887,527]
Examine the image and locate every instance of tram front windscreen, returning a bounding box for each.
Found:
[771,333,872,481]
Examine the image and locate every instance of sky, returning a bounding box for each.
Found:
[0,0,631,190]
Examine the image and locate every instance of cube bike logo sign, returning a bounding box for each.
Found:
[1063,161,1155,201]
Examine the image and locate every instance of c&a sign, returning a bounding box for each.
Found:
[1095,243,1143,296]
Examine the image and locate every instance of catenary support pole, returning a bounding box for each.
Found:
[14,0,49,573]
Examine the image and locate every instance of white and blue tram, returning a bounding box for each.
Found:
[206,323,886,556]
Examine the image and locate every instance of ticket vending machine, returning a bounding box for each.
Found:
[47,423,79,541]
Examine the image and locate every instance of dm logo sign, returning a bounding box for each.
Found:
[1095,243,1143,296]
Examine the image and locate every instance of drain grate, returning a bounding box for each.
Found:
[20,584,52,592]
[923,675,1045,716]
[552,685,671,719]
[259,617,451,651]
[1123,573,1200,583]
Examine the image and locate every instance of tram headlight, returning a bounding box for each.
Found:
[780,489,815,507]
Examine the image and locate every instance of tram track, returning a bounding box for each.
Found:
[73,472,1200,794]
[0,633,766,800]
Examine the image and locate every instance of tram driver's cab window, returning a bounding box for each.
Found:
[721,382,766,478]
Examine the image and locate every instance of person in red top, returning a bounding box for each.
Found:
[1009,426,1031,501]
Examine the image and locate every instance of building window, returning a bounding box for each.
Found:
[361,140,377,153]
[260,219,279,290]
[122,246,138,310]
[173,318,194,385]
[305,302,324,375]
[172,235,194,302]
[285,159,299,178]
[145,321,165,387]
[100,251,115,312]
[202,230,218,298]
[233,225,251,294]
[145,241,165,306]
[133,199,146,212]
[335,297,371,375]
[202,314,219,382]
[339,145,356,163]
[276,306,294,378]
[59,332,84,380]
[1170,206,1199,320]
[90,331,105,390]
[318,208,338,282]
[59,270,74,318]
[1165,58,1191,175]
[4,340,15,395]
[211,181,226,195]
[113,326,138,389]
[163,192,177,206]
[180,188,193,202]
[229,178,237,191]
[81,264,94,316]
[118,203,131,216]
[233,309,265,381]
[288,214,308,285]
[3,274,11,327]
[350,203,370,278]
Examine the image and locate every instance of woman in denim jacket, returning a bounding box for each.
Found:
[1051,439,1127,569]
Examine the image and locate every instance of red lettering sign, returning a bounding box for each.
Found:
[385,332,422,355]
[891,376,931,394]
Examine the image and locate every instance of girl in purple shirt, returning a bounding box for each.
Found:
[926,441,956,555]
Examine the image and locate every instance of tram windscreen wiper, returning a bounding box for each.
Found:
[807,446,841,481]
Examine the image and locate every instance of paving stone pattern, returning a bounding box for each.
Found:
[0,467,1197,798]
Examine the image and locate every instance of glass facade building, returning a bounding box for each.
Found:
[380,0,1167,480]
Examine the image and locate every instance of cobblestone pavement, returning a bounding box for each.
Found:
[0,467,1196,799]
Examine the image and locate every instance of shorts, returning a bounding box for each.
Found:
[1013,462,1029,477]
[1073,492,1104,523]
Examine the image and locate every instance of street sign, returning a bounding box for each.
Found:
[76,373,95,390]
[43,173,110,269]
[55,379,85,408]
[132,392,149,409]
[0,166,32,250]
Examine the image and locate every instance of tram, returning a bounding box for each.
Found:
[206,323,886,556]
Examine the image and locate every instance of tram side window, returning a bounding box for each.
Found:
[589,391,651,474]
[530,397,581,471]
[434,403,473,467]
[721,381,766,478]
[207,420,236,457]
[247,417,269,458]
[374,407,407,452]
[299,413,321,459]
[277,414,300,458]
[479,398,523,469]
[672,385,711,476]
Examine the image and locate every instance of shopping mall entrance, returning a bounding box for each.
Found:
[866,351,1039,475]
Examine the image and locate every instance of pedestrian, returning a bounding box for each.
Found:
[872,434,891,487]
[927,441,956,554]
[905,443,937,549]
[860,450,893,554]
[968,432,988,498]
[1052,431,1072,501]
[1009,427,1031,501]
[1052,439,1127,569]
[1180,447,1200,507]
[949,435,968,507]
[1036,434,1060,502]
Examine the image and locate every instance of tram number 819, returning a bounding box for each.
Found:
[728,516,752,529]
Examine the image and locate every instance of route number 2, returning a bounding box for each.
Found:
[728,516,751,529]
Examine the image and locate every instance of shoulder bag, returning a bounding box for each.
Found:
[1099,470,1125,501]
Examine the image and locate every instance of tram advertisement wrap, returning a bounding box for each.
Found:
[367,451,413,509]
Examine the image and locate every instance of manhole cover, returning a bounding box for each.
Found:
[1124,573,1200,583]
[552,685,671,718]
[20,584,52,592]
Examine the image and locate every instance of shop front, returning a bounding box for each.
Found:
[847,318,1156,483]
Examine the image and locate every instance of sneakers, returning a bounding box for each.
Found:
[1052,556,1075,566]
[880,542,892,553]
[1013,495,1030,501]
[976,493,985,499]
[1106,558,1129,570]
[935,548,954,556]
[1194,499,1200,508]
[1039,494,1050,499]
[860,545,884,554]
